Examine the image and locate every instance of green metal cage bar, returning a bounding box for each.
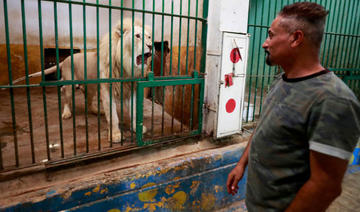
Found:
[68,0,75,158]
[20,0,35,164]
[150,0,156,139]
[37,0,51,161]
[96,0,101,150]
[130,0,135,142]
[160,0,165,136]
[120,0,124,144]
[3,0,19,168]
[82,0,89,153]
[108,0,113,147]
[53,0,64,159]
[170,0,175,133]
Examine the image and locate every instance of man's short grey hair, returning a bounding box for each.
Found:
[278,2,329,49]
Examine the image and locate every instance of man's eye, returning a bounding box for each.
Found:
[136,34,141,38]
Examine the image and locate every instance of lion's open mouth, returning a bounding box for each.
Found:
[136,52,152,65]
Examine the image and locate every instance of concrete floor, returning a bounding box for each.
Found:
[328,170,360,211]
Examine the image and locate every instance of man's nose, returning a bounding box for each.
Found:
[262,40,268,49]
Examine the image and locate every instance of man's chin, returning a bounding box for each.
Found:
[265,55,274,66]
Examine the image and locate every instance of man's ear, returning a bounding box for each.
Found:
[290,30,304,47]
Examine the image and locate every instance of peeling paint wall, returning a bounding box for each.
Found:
[1,144,247,211]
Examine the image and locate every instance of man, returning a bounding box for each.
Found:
[227,2,360,211]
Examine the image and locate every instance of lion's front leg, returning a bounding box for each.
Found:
[126,93,147,134]
[100,83,122,143]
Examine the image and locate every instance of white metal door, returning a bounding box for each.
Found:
[216,33,249,138]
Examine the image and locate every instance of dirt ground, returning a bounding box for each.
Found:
[0,86,187,170]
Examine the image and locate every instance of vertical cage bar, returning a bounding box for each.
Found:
[69,0,76,157]
[344,0,358,69]
[3,0,19,167]
[350,1,360,68]
[54,0,64,158]
[326,0,342,68]
[352,1,360,68]
[109,0,113,147]
[96,0,101,150]
[197,80,205,135]
[189,84,194,130]
[171,85,176,133]
[324,0,338,67]
[190,0,199,130]
[179,0,185,132]
[200,0,209,131]
[130,0,135,142]
[170,0,175,133]
[141,0,145,77]
[193,0,199,70]
[136,84,145,144]
[252,0,266,121]
[120,0,124,145]
[185,0,191,75]
[320,0,331,65]
[246,0,257,122]
[259,0,272,115]
[38,0,51,161]
[83,0,89,153]
[180,86,185,132]
[20,0,35,164]
[333,0,348,69]
[185,0,192,130]
[200,0,208,74]
[338,0,353,68]
[266,0,278,92]
[160,0,165,135]
[177,0,183,75]
[329,0,346,69]
[151,0,156,139]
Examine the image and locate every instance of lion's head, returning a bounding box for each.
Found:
[113,19,152,77]
[99,18,153,79]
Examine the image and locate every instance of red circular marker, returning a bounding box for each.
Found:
[226,98,236,113]
[230,48,242,63]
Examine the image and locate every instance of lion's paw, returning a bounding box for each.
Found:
[62,106,72,119]
[133,122,147,134]
[142,126,147,134]
[108,129,122,143]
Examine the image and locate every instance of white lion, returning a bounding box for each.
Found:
[99,19,152,143]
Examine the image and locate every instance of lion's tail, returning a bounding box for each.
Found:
[12,61,64,84]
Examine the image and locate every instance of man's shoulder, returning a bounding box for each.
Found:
[306,72,358,103]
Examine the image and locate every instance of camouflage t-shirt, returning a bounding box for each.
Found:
[246,70,360,212]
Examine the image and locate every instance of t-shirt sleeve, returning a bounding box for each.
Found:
[307,97,360,160]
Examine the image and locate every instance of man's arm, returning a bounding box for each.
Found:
[226,130,255,195]
[285,150,348,212]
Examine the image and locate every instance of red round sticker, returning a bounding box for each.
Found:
[230,48,242,63]
[226,98,236,113]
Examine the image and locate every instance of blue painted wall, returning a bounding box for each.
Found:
[2,145,247,212]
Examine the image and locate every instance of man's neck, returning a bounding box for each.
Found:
[281,53,324,79]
